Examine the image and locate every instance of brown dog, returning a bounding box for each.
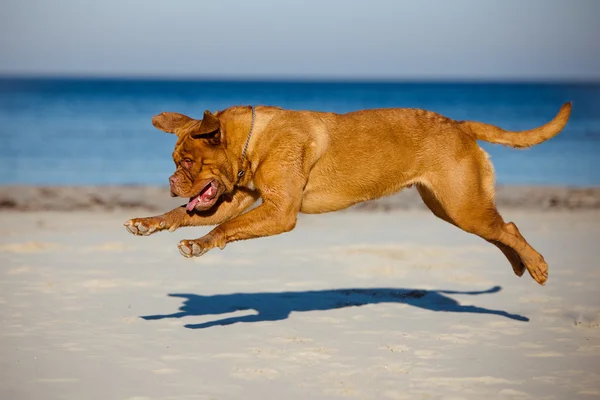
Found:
[124,103,572,285]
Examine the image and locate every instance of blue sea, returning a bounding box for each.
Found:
[0,78,598,186]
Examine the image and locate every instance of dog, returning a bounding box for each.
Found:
[124,103,572,285]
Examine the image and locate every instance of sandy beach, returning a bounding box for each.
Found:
[1,186,599,399]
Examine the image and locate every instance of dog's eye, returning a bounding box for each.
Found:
[181,158,193,168]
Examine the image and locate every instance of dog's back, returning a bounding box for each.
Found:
[261,104,571,214]
[292,107,482,212]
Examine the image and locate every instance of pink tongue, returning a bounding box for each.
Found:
[205,185,215,198]
[186,197,200,211]
[186,183,216,211]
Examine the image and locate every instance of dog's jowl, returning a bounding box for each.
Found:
[125,103,572,285]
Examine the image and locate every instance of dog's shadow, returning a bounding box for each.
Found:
[140,285,528,329]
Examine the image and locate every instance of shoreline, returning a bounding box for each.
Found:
[1,184,599,212]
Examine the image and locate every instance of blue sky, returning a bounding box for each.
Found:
[1,0,599,80]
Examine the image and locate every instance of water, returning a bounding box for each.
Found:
[0,78,599,186]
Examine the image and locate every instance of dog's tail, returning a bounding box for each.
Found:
[460,102,572,149]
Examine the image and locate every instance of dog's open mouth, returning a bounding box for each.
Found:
[186,180,219,211]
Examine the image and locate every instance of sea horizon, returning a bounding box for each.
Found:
[1,77,598,187]
[2,74,600,85]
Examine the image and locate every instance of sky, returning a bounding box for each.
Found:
[1,0,599,81]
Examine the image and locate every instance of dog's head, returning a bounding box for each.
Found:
[152,109,239,212]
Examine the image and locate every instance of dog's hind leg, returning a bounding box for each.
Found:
[416,184,526,278]
[416,148,547,285]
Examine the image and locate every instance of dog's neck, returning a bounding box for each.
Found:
[236,106,256,184]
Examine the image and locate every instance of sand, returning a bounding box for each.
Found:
[1,200,599,399]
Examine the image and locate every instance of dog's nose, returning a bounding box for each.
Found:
[169,176,179,197]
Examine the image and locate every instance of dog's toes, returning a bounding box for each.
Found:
[124,221,139,235]
[178,242,193,257]
[178,239,210,258]
[527,260,548,286]
[124,218,166,236]
[136,222,149,233]
[191,242,202,256]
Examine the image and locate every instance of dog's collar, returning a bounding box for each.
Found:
[236,106,256,183]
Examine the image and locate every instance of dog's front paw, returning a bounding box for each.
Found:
[124,217,166,236]
[178,237,213,258]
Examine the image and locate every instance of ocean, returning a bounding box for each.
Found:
[0,78,598,186]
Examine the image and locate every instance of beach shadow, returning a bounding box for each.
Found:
[141,285,528,329]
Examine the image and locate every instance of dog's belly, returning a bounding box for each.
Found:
[297,113,429,214]
[300,171,415,214]
[300,191,361,214]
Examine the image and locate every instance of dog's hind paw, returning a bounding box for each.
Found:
[124,217,166,236]
[526,259,548,286]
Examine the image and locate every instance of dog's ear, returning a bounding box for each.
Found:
[191,110,221,144]
[151,112,194,135]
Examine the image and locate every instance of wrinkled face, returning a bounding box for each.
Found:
[152,110,236,212]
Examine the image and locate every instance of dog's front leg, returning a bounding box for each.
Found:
[177,200,300,257]
[124,188,259,236]
[177,160,306,258]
